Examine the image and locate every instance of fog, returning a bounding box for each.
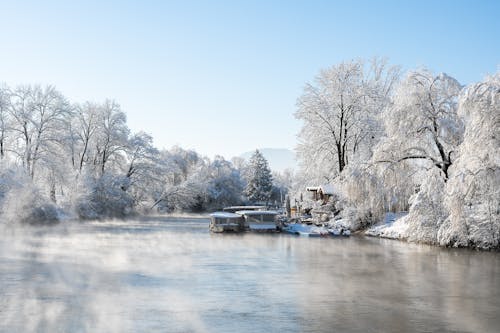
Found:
[1,216,499,333]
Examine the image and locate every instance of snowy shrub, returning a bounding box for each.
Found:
[0,166,20,205]
[203,157,245,210]
[75,174,134,219]
[327,218,351,233]
[403,171,447,244]
[205,174,244,210]
[0,166,60,224]
[372,146,421,212]
[366,170,447,244]
[152,181,204,213]
[337,166,385,231]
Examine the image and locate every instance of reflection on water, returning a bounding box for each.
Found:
[0,216,499,333]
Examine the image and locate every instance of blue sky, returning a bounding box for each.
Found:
[0,0,498,159]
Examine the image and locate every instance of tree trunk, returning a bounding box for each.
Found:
[50,182,57,203]
[336,142,345,173]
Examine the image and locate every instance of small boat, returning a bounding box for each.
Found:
[327,228,351,236]
[284,223,329,237]
[209,212,244,233]
[297,230,322,237]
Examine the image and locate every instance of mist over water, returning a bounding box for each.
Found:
[1,216,499,333]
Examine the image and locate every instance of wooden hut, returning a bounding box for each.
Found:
[306,184,335,204]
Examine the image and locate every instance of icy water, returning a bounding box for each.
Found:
[0,216,499,333]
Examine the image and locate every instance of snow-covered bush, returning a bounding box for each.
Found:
[152,181,204,213]
[75,174,134,219]
[403,171,447,244]
[366,171,447,244]
[202,156,245,210]
[205,173,244,210]
[372,147,422,213]
[0,166,60,224]
[335,165,385,231]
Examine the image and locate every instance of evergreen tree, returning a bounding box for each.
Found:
[244,150,273,204]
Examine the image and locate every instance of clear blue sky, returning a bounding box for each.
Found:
[0,0,498,159]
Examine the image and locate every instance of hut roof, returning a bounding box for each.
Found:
[306,184,335,195]
[209,212,242,219]
[235,210,278,216]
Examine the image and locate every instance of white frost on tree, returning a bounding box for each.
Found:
[295,58,400,182]
[0,85,11,159]
[366,70,463,243]
[244,149,273,204]
[367,70,499,249]
[204,156,245,209]
[0,81,252,221]
[8,85,71,179]
[439,72,500,249]
[294,59,400,230]
[375,70,463,180]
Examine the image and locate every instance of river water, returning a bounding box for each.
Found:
[0,216,499,333]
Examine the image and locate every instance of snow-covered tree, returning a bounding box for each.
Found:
[0,85,11,159]
[150,147,207,212]
[244,149,273,204]
[121,131,163,208]
[270,169,294,205]
[163,146,203,185]
[366,70,499,249]
[8,85,71,178]
[93,100,129,175]
[70,102,100,172]
[366,70,462,242]
[204,155,244,209]
[295,58,400,182]
[375,70,463,180]
[75,172,134,219]
[439,72,500,249]
[124,132,159,182]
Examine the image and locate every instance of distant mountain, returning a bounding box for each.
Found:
[240,148,297,173]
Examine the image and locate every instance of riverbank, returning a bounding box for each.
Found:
[364,212,500,251]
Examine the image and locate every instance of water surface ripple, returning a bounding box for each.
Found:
[0,216,499,333]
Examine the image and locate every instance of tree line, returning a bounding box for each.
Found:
[0,84,285,223]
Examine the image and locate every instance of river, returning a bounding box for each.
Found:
[0,216,499,333]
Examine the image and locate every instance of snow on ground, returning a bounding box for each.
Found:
[365,212,409,240]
